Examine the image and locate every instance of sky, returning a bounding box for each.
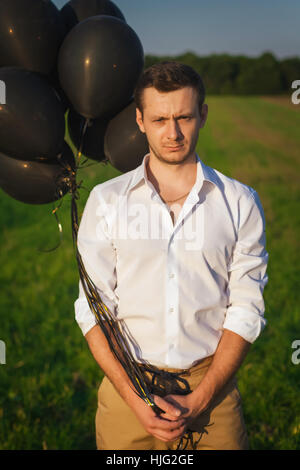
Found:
[53,0,300,59]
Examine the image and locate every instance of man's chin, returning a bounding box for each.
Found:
[159,148,192,165]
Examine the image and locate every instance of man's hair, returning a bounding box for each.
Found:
[134,61,206,114]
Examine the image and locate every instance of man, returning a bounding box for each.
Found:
[74,62,268,450]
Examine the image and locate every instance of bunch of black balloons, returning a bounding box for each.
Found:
[0,0,148,204]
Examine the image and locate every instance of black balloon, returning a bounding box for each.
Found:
[104,100,148,173]
[0,142,75,205]
[68,109,108,162]
[0,67,65,161]
[58,16,144,119]
[48,69,71,114]
[61,0,125,33]
[0,0,66,75]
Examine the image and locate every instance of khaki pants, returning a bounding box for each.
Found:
[95,355,249,450]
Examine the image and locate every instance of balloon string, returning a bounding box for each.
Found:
[77,117,90,166]
[69,162,200,451]
[77,160,100,169]
[37,198,64,253]
[38,116,90,253]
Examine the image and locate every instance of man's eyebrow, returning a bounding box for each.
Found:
[151,112,194,120]
[176,113,194,118]
[150,114,168,120]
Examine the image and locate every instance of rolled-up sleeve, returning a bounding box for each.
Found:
[74,188,118,337]
[223,189,269,343]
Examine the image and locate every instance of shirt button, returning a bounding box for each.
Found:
[170,344,174,349]
[169,308,174,313]
[169,273,175,279]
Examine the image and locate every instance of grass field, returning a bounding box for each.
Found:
[0,96,299,450]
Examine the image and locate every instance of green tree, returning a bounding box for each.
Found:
[279,57,300,91]
[236,52,283,94]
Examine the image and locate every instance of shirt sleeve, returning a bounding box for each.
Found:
[74,187,118,337]
[223,188,269,343]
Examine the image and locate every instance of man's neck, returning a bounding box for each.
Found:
[146,151,198,195]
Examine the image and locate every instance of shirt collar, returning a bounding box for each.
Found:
[126,152,217,195]
[126,153,151,193]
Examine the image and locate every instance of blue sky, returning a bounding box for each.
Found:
[53,0,300,58]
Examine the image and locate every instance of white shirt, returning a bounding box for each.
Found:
[74,153,268,369]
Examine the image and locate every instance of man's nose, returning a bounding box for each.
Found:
[166,119,183,140]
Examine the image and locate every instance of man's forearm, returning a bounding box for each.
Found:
[85,323,140,408]
[191,329,251,411]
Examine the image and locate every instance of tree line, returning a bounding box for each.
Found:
[144,52,300,95]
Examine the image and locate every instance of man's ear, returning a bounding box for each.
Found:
[136,107,146,133]
[199,103,208,129]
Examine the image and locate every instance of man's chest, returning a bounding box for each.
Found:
[109,193,237,272]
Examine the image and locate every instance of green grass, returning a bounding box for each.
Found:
[0,96,299,449]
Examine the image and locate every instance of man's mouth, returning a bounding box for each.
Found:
[164,144,184,150]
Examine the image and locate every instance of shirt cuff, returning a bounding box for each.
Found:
[223,306,267,343]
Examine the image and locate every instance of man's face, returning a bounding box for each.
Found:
[136,86,208,165]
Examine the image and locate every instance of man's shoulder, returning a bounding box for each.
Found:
[205,162,258,203]
[90,167,138,202]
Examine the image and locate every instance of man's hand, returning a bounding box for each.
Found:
[129,393,188,443]
[157,392,205,426]
[158,330,252,431]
